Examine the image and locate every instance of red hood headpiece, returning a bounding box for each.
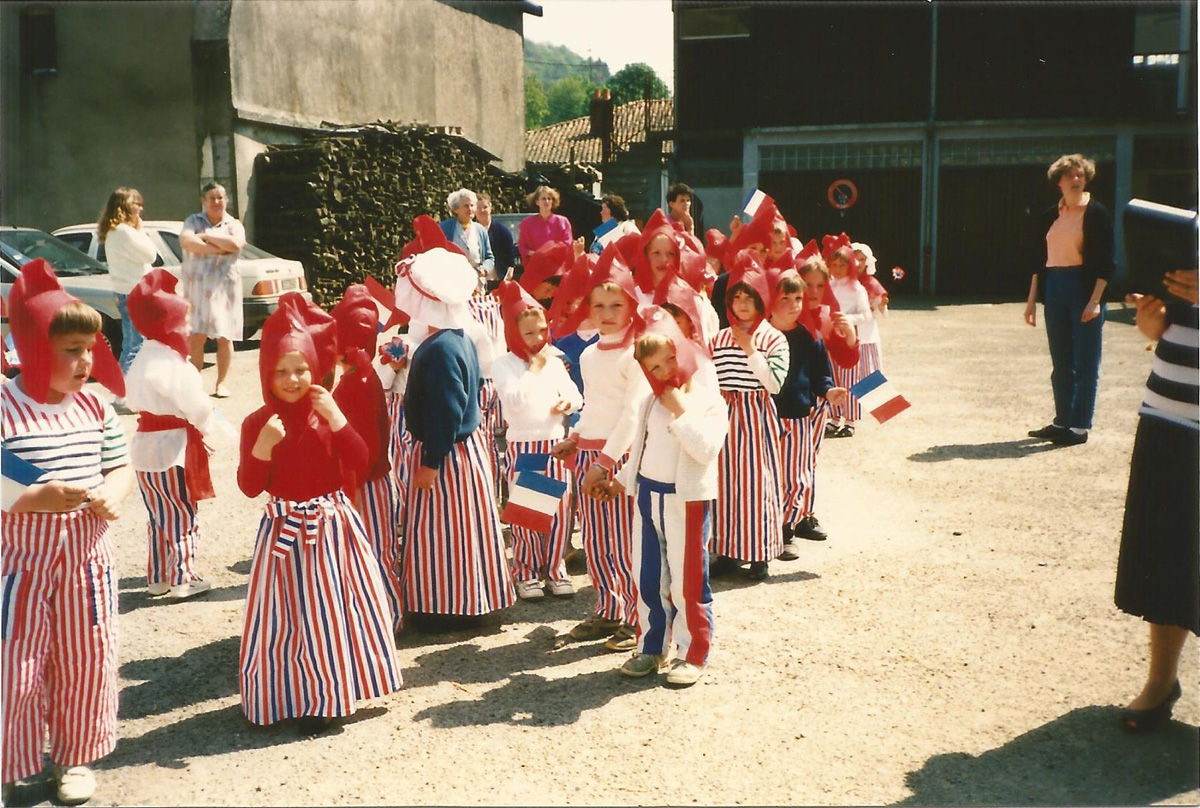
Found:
[498,280,546,361]
[128,268,190,360]
[730,199,781,254]
[725,249,774,333]
[401,215,466,260]
[259,292,337,425]
[331,284,380,367]
[518,240,572,298]
[8,258,124,402]
[652,275,706,342]
[635,304,705,397]
[548,253,596,340]
[635,209,680,294]
[821,232,860,279]
[559,241,644,345]
[705,228,730,269]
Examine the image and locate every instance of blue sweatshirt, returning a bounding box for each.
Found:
[404,329,482,469]
[773,324,835,419]
[553,331,599,396]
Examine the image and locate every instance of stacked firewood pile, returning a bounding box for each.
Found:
[253,121,530,305]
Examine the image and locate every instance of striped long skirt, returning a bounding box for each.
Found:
[137,466,202,587]
[575,446,637,624]
[239,491,401,726]
[633,477,714,666]
[833,342,882,423]
[478,378,505,496]
[778,401,831,527]
[505,439,573,583]
[385,392,411,517]
[714,389,784,562]
[403,431,515,615]
[3,510,118,782]
[357,474,405,634]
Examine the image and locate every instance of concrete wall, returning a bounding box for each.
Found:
[225,0,526,172]
[1,1,200,230]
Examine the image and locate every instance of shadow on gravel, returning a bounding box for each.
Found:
[412,666,660,729]
[117,577,244,614]
[710,569,820,593]
[908,438,1064,463]
[895,705,1199,806]
[400,625,603,690]
[2,774,54,807]
[119,636,240,720]
[227,558,253,575]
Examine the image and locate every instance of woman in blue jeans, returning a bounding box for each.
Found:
[1023,154,1114,446]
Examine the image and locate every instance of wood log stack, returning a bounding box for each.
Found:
[254,121,529,305]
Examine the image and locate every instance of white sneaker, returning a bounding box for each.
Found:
[169,579,212,600]
[515,579,545,601]
[53,764,96,805]
[666,660,704,687]
[545,578,575,597]
[147,582,170,597]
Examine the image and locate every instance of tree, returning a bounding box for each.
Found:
[545,73,593,126]
[525,74,548,130]
[606,63,670,106]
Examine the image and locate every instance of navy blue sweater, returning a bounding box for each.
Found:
[773,324,835,419]
[404,328,482,469]
[489,221,516,279]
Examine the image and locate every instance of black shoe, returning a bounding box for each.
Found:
[1028,423,1067,440]
[297,716,334,735]
[746,561,769,581]
[1123,680,1182,734]
[709,554,739,577]
[836,424,855,438]
[824,422,840,438]
[1049,429,1088,446]
[777,539,800,561]
[782,522,794,541]
[794,516,828,542]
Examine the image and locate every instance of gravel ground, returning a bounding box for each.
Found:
[6,300,1198,806]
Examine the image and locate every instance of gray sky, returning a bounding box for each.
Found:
[524,0,675,87]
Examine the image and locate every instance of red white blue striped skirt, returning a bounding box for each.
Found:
[137,466,202,587]
[505,438,573,583]
[3,509,118,782]
[239,490,401,726]
[478,377,505,492]
[385,391,411,536]
[357,474,405,633]
[778,401,830,526]
[714,389,783,562]
[403,431,515,615]
[575,446,637,623]
[833,342,882,423]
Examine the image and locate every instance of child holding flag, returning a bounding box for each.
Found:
[493,281,582,600]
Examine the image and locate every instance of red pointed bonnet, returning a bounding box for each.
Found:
[331,283,380,362]
[547,253,595,340]
[558,240,644,342]
[127,268,190,360]
[725,249,774,332]
[635,304,705,397]
[518,240,572,297]
[259,292,337,409]
[497,279,546,361]
[730,199,781,254]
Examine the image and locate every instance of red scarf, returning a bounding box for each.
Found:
[498,280,545,361]
[559,241,644,348]
[518,241,572,297]
[724,250,773,334]
[652,275,706,344]
[548,253,596,341]
[636,305,705,397]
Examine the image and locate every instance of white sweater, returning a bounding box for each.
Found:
[105,223,157,295]
[125,340,217,471]
[830,276,879,345]
[571,329,651,468]
[492,350,583,442]
[616,361,728,501]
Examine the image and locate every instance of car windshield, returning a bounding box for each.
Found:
[0,230,108,277]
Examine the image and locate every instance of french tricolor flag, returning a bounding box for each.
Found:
[2,447,47,511]
[592,218,620,252]
[741,188,774,218]
[848,370,911,424]
[501,470,568,533]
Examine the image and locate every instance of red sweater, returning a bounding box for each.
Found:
[238,405,368,500]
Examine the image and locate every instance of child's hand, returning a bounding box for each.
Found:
[26,479,89,513]
[729,214,742,234]
[1164,269,1199,303]
[1127,293,1167,340]
[730,323,755,355]
[550,439,577,461]
[88,486,123,521]
[832,313,857,346]
[581,464,609,500]
[253,414,286,460]
[550,398,573,415]
[659,387,686,417]
[413,465,437,490]
[309,385,347,430]
[826,387,849,408]
[573,236,586,258]
[379,337,408,370]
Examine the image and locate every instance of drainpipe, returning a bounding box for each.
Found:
[921,2,939,295]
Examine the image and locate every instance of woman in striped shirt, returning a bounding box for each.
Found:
[1114,270,1198,733]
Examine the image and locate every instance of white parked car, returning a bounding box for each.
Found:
[53,220,310,340]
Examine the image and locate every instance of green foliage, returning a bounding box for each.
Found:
[524,40,610,86]
[605,62,670,105]
[545,73,593,127]
[525,74,548,130]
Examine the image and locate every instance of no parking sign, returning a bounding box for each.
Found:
[828,179,858,210]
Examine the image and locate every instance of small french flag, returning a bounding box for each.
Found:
[592,218,620,252]
[848,370,911,424]
[2,448,47,511]
[741,188,774,218]
[501,470,568,533]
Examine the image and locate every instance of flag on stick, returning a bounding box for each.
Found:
[501,471,568,533]
[741,188,774,218]
[848,370,911,424]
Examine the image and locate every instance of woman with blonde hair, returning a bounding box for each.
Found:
[98,186,158,411]
[517,185,581,265]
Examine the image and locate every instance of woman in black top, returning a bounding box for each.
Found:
[1023,154,1114,446]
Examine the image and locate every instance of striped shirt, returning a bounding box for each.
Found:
[709,322,790,394]
[1138,304,1199,431]
[2,382,128,503]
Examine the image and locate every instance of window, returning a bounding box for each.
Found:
[157,231,183,262]
[19,7,57,76]
[55,232,92,256]
[678,6,750,40]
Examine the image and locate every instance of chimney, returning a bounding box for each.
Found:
[590,88,614,164]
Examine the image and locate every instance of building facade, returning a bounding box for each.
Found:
[673,2,1197,296]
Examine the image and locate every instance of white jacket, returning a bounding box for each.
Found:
[105,223,157,295]
[616,360,728,502]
